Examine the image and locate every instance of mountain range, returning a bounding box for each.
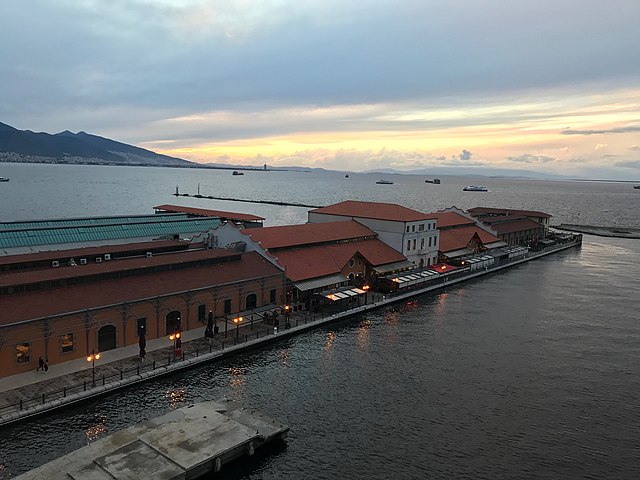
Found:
[0,122,192,166]
[1,121,570,179]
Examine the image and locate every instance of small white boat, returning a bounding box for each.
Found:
[463,185,488,192]
[376,179,394,185]
[232,171,244,176]
[0,177,9,182]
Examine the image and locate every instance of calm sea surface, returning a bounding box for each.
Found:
[0,163,639,479]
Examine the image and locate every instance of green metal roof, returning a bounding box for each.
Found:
[0,216,221,249]
[0,214,193,231]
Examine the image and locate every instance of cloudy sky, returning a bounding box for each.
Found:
[1,0,639,179]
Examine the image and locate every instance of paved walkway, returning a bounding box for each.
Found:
[0,315,288,410]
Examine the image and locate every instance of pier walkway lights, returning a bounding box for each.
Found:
[87,349,101,387]
[169,331,182,357]
[232,316,243,340]
[362,284,370,305]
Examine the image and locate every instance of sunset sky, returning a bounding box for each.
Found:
[1,0,639,179]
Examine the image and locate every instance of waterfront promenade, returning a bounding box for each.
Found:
[0,236,581,427]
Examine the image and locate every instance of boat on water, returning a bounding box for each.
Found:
[463,185,488,192]
[0,177,9,182]
[232,171,244,176]
[634,185,640,189]
[376,179,394,185]
[425,178,441,184]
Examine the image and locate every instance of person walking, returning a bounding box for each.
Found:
[36,356,44,372]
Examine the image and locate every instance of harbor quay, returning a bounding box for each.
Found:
[12,400,289,480]
[0,235,582,428]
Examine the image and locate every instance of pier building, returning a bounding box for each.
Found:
[0,241,285,378]
[308,200,439,268]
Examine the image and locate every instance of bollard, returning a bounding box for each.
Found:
[274,326,278,335]
[245,334,248,343]
[63,387,66,398]
[209,344,212,353]
[102,375,105,386]
[182,351,185,361]
[20,400,23,410]
[137,365,140,375]
[42,393,45,404]
[120,369,123,380]
[196,348,199,357]
[168,355,171,366]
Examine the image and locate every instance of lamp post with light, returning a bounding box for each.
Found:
[169,331,181,358]
[283,305,291,328]
[86,349,101,387]
[362,284,370,305]
[232,316,242,342]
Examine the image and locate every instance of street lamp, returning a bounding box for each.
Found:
[362,284,370,305]
[283,305,291,328]
[232,316,243,341]
[86,349,101,387]
[169,332,182,358]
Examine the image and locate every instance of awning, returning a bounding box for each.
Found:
[322,287,368,301]
[294,273,347,291]
[372,259,415,274]
[443,248,473,258]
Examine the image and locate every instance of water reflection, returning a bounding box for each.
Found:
[324,331,336,351]
[228,367,247,396]
[279,349,289,366]
[357,319,371,350]
[165,386,186,408]
[84,415,107,444]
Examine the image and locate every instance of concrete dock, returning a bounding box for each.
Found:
[14,401,288,479]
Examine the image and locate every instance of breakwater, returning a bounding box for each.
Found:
[174,189,323,209]
[554,223,640,239]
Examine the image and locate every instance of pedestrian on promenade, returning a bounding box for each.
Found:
[36,356,44,372]
[44,359,49,373]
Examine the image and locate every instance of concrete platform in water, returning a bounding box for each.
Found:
[14,401,288,479]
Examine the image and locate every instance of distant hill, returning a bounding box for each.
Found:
[0,122,193,167]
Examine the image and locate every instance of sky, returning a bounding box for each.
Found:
[1,0,639,179]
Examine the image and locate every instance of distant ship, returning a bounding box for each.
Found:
[634,185,640,189]
[232,171,244,176]
[0,177,9,182]
[376,179,394,185]
[425,178,441,184]
[463,185,488,192]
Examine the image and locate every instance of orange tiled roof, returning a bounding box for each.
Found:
[241,220,376,250]
[438,226,500,253]
[486,218,544,234]
[310,201,434,222]
[430,212,475,228]
[0,251,283,325]
[0,248,238,288]
[272,239,406,281]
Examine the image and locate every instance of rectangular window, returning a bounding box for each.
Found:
[407,239,411,251]
[16,343,30,363]
[428,237,432,247]
[198,304,206,322]
[224,299,232,314]
[270,289,276,303]
[61,333,74,353]
[420,238,425,249]
[137,317,147,336]
[411,225,415,232]
[419,224,424,231]
[412,239,416,250]
[406,226,410,233]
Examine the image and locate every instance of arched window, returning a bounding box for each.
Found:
[246,293,257,310]
[166,310,181,335]
[97,325,117,352]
